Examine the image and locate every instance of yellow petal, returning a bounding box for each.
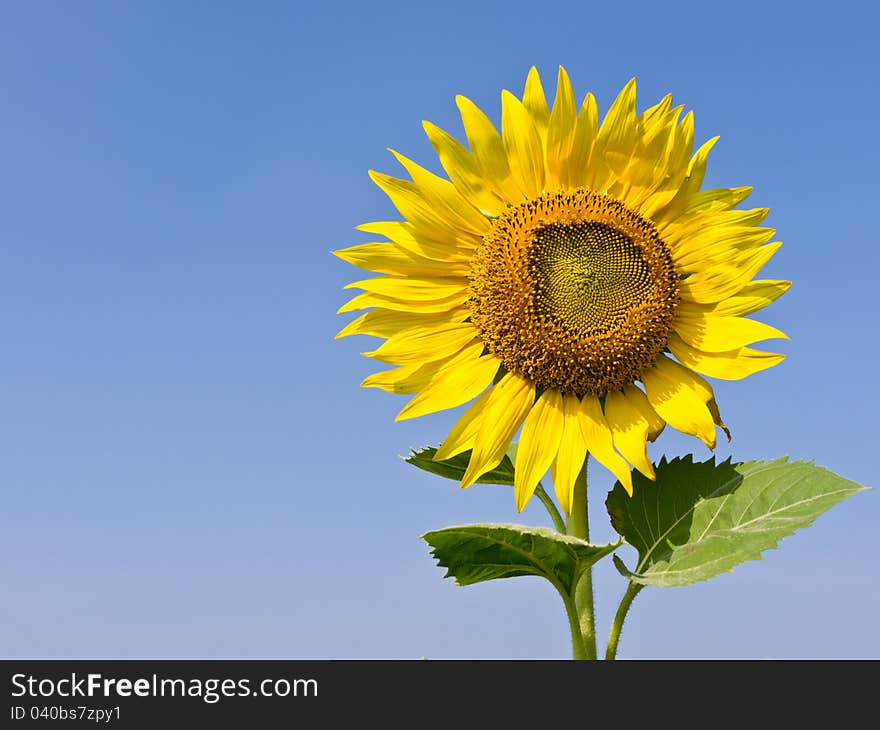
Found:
[364,322,476,365]
[565,92,599,189]
[456,94,523,202]
[661,354,717,398]
[667,333,785,380]
[354,221,465,263]
[679,241,783,304]
[335,306,468,339]
[665,109,695,180]
[422,120,505,215]
[653,185,752,228]
[368,171,481,249]
[361,360,449,394]
[514,389,564,511]
[545,66,577,190]
[669,207,770,243]
[337,288,470,315]
[623,384,665,441]
[596,78,638,179]
[635,109,691,219]
[640,186,682,221]
[434,387,495,460]
[642,356,717,448]
[333,241,471,278]
[578,395,632,494]
[655,359,730,442]
[334,241,413,271]
[689,134,718,179]
[396,345,500,421]
[604,389,655,480]
[388,149,490,234]
[639,94,674,142]
[344,276,467,301]
[652,135,719,224]
[683,280,791,318]
[551,394,587,516]
[671,226,777,272]
[461,373,535,488]
[522,66,550,138]
[674,313,789,352]
[612,96,681,208]
[684,186,753,214]
[680,135,719,195]
[501,89,545,198]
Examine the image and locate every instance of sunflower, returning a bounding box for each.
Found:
[335,67,789,515]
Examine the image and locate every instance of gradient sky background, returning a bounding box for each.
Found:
[1,0,877,659]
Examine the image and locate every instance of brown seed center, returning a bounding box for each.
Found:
[468,188,679,396]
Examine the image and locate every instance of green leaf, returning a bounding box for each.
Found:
[605,456,868,588]
[407,444,568,532]
[422,523,617,595]
[405,446,515,485]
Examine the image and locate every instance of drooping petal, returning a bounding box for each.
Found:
[514,389,564,511]
[623,384,665,441]
[434,388,496,460]
[551,393,587,516]
[461,372,535,488]
[659,358,730,441]
[604,388,655,479]
[641,356,717,449]
[578,395,633,494]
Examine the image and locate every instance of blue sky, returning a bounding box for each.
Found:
[1,0,877,659]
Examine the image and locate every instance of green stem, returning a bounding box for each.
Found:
[605,582,643,660]
[562,593,587,660]
[535,482,566,533]
[565,458,596,660]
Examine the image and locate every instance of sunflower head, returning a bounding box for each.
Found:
[336,66,789,514]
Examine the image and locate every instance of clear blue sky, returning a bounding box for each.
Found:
[1,0,876,659]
